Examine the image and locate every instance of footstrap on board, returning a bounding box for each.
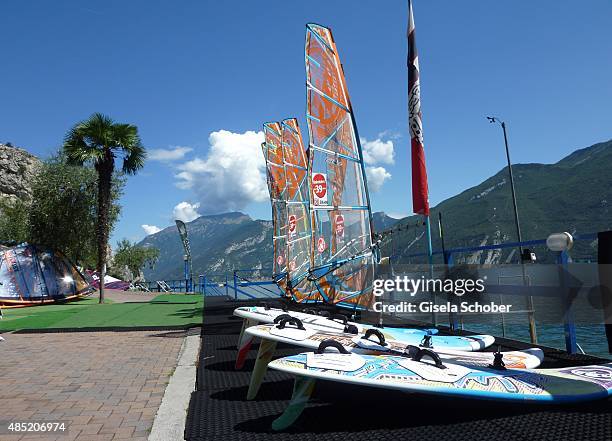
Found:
[344,324,359,334]
[489,346,506,370]
[405,345,446,369]
[316,339,350,354]
[362,328,388,347]
[275,316,305,330]
[262,302,288,312]
[330,313,348,324]
[420,334,433,348]
[273,314,294,324]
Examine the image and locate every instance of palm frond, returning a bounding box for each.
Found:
[62,113,117,165]
[62,113,146,174]
[122,143,146,175]
[110,123,146,175]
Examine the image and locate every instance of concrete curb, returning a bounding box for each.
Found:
[149,332,200,441]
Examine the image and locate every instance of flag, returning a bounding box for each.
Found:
[408,0,430,216]
[175,219,192,276]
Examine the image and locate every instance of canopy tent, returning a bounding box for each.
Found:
[85,270,130,291]
[0,243,92,307]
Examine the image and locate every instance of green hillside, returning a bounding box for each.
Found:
[382,140,612,263]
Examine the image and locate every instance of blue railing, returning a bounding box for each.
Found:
[231,269,284,300]
[388,232,600,355]
[138,232,605,356]
[395,232,597,264]
[135,279,198,293]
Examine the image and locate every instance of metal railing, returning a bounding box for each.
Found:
[386,232,600,354]
[132,232,607,356]
[132,279,197,293]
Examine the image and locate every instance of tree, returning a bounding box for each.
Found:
[28,155,124,267]
[0,198,28,244]
[63,113,146,303]
[111,239,159,281]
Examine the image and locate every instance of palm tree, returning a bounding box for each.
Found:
[63,113,146,303]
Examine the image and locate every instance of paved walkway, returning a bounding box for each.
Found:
[98,289,160,304]
[0,329,193,440]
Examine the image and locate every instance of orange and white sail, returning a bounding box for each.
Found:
[281,118,321,302]
[262,122,288,293]
[304,24,377,309]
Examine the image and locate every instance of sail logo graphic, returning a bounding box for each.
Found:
[335,214,345,243]
[317,237,326,253]
[312,173,327,206]
[288,214,297,238]
[276,254,284,266]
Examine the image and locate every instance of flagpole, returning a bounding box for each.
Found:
[425,215,433,265]
[408,0,436,325]
[425,214,436,325]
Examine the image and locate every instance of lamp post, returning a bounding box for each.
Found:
[486,117,523,251]
[487,116,537,343]
[547,232,578,353]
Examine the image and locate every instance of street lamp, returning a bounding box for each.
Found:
[487,116,537,344]
[486,116,524,257]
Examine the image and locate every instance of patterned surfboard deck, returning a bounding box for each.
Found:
[270,353,612,403]
[233,306,440,340]
[246,323,496,353]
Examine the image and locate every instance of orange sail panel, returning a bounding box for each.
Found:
[263,122,288,292]
[305,23,376,309]
[281,118,321,302]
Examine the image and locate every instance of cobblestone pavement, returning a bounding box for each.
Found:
[0,330,192,440]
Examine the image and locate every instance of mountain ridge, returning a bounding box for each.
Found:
[141,139,612,278]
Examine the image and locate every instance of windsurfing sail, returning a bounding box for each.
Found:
[305,23,377,309]
[262,122,288,293]
[281,118,322,302]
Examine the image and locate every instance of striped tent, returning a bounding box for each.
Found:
[0,243,92,307]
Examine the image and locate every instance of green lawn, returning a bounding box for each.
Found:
[0,294,203,332]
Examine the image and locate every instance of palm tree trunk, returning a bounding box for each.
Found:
[96,152,114,304]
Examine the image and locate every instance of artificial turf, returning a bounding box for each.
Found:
[0,294,204,332]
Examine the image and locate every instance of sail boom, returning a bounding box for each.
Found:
[307,82,351,113]
[309,145,360,162]
[311,205,370,211]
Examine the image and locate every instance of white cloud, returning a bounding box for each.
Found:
[173,201,201,222]
[366,166,391,192]
[387,212,408,220]
[149,146,193,162]
[361,137,395,165]
[377,130,402,140]
[141,224,162,235]
[175,130,267,213]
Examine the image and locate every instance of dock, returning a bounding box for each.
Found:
[184,297,611,441]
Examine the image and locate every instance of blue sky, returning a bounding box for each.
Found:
[2,0,611,247]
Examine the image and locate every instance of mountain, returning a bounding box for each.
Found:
[372,212,400,232]
[140,212,273,281]
[141,210,394,280]
[141,139,612,278]
[382,139,612,263]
